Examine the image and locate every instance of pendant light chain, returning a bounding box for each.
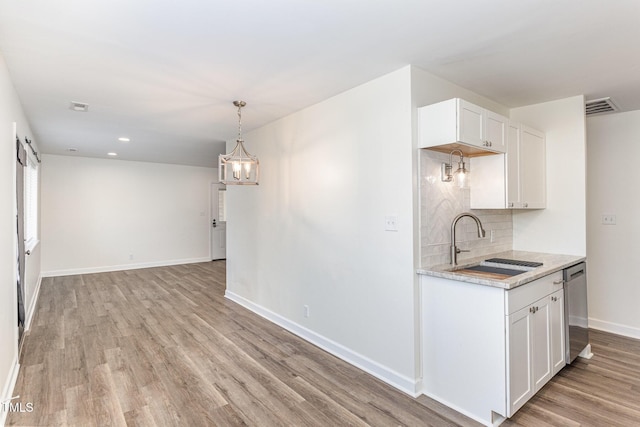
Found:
[234,100,246,144]
[236,101,243,143]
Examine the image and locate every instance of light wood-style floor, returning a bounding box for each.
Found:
[7,261,640,426]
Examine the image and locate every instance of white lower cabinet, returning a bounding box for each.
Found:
[421,271,565,426]
[507,288,564,416]
[506,281,564,417]
[506,306,533,415]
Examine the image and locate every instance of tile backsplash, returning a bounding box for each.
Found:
[420,149,512,267]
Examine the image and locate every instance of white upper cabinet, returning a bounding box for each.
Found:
[470,121,546,209]
[508,123,546,209]
[419,98,507,153]
[484,109,508,152]
[507,123,521,205]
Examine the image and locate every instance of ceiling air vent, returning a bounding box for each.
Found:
[585,97,617,116]
[69,101,89,112]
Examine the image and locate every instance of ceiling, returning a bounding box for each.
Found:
[1,0,639,167]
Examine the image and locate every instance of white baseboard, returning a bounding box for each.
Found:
[420,389,501,427]
[0,357,20,427]
[41,257,212,277]
[24,274,42,332]
[589,317,640,340]
[224,290,419,397]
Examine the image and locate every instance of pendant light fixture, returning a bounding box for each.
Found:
[218,100,259,185]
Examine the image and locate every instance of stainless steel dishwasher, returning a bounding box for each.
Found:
[564,262,591,363]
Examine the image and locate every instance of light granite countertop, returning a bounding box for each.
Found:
[417,250,585,290]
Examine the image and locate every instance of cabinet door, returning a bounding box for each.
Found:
[458,99,484,147]
[531,297,552,390]
[550,289,566,375]
[507,306,533,416]
[519,126,546,208]
[506,122,520,208]
[485,110,508,152]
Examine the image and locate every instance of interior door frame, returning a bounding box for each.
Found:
[210,181,227,260]
[12,122,21,349]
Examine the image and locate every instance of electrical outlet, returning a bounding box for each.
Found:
[385,215,398,231]
[304,305,310,318]
[602,214,617,225]
[490,230,495,243]
[129,253,134,260]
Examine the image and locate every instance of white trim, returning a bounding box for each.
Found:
[224,290,420,397]
[24,239,39,254]
[41,257,211,278]
[588,317,640,340]
[24,274,42,331]
[0,356,20,427]
[420,389,505,427]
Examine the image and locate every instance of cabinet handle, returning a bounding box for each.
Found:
[523,202,529,208]
[553,279,565,285]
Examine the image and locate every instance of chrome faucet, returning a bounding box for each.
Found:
[450,212,486,265]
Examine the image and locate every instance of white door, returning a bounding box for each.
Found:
[211,183,227,260]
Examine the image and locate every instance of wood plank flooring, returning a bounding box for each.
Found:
[6,261,640,426]
[502,329,640,427]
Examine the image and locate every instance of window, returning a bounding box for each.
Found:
[24,150,39,250]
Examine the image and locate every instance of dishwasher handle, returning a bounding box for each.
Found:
[564,262,586,282]
[569,270,585,280]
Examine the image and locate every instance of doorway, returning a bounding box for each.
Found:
[211,182,227,260]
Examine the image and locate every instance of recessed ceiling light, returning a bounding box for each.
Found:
[107,152,118,156]
[69,101,89,112]
[118,137,130,142]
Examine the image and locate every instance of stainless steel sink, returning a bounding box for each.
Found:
[448,258,542,279]
[460,264,525,277]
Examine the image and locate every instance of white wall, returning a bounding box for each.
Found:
[586,110,640,338]
[225,65,526,395]
[0,52,41,423]
[225,67,419,393]
[510,96,587,256]
[41,155,217,275]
